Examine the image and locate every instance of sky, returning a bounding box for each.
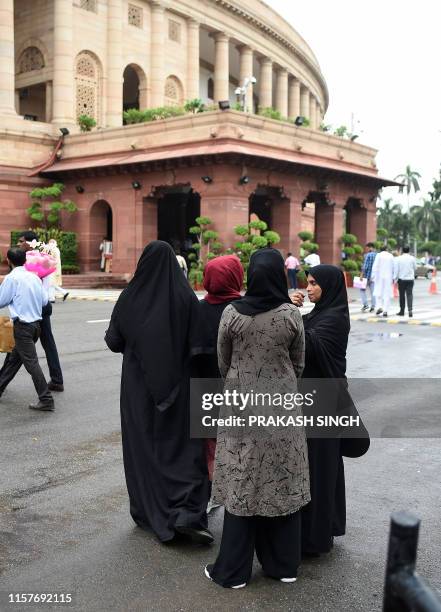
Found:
[266,0,441,209]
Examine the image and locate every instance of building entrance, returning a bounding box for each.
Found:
[157,187,200,256]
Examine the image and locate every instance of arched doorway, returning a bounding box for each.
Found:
[157,186,200,256]
[123,64,147,112]
[89,200,113,271]
[123,66,140,111]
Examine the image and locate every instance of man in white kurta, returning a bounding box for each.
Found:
[371,247,394,316]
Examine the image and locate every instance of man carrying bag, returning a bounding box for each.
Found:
[0,248,54,411]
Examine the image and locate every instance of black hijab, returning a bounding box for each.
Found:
[302,265,369,456]
[303,265,350,379]
[232,248,291,316]
[110,241,200,411]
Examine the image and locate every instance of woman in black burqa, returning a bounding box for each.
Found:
[105,241,212,544]
[300,264,369,555]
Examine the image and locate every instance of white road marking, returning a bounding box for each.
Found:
[87,319,111,324]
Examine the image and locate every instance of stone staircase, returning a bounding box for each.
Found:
[61,273,130,289]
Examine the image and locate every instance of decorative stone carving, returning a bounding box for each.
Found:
[168,19,181,42]
[75,52,100,121]
[128,4,143,27]
[18,47,45,73]
[80,0,97,12]
[164,76,184,105]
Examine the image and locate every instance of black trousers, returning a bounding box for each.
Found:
[398,279,414,314]
[0,321,52,404]
[209,509,301,587]
[287,269,298,290]
[40,303,63,385]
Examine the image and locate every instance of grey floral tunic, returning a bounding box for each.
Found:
[212,303,311,517]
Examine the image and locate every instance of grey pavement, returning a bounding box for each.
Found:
[0,301,440,612]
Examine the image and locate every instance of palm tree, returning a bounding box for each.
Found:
[394,165,422,212]
[377,198,402,233]
[411,200,441,242]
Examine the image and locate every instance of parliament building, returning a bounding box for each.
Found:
[0,0,395,273]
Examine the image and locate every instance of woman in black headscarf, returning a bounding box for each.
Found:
[205,248,310,588]
[105,241,212,544]
[296,264,369,555]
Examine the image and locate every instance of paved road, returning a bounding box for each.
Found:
[0,301,440,612]
[66,278,441,326]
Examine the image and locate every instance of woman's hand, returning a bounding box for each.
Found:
[290,291,305,307]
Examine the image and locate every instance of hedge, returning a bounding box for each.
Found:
[11,229,78,272]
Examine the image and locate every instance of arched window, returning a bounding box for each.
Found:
[75,51,101,123]
[164,75,184,106]
[18,47,45,73]
[207,77,214,100]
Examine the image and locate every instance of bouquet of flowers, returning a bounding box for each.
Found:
[24,239,57,279]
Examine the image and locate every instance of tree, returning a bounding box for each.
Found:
[427,165,441,241]
[394,165,421,212]
[377,199,401,234]
[27,182,77,229]
[410,201,440,243]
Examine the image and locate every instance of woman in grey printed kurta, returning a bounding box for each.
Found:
[212,303,310,515]
[204,248,310,589]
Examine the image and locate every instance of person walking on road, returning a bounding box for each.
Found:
[15,231,64,391]
[0,248,54,411]
[394,246,417,317]
[285,252,301,290]
[359,243,377,312]
[371,246,394,317]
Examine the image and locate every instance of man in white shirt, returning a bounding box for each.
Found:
[284,252,301,289]
[394,246,417,317]
[0,248,54,411]
[304,252,321,267]
[371,246,394,317]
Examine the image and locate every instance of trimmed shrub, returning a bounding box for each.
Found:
[10,229,78,268]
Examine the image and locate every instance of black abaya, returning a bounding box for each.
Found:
[105,241,209,542]
[301,265,350,554]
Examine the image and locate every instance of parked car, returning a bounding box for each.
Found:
[415,259,435,278]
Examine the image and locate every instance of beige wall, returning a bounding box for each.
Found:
[9,0,328,131]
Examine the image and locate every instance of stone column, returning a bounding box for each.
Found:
[238,45,253,112]
[288,77,300,120]
[300,85,309,119]
[259,57,272,109]
[45,81,53,122]
[316,104,322,128]
[107,0,123,127]
[315,198,346,264]
[309,95,317,129]
[213,32,229,102]
[0,0,17,117]
[275,68,288,117]
[52,0,75,125]
[150,1,166,107]
[186,19,200,101]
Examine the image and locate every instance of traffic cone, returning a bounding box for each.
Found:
[393,282,399,299]
[429,269,438,295]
